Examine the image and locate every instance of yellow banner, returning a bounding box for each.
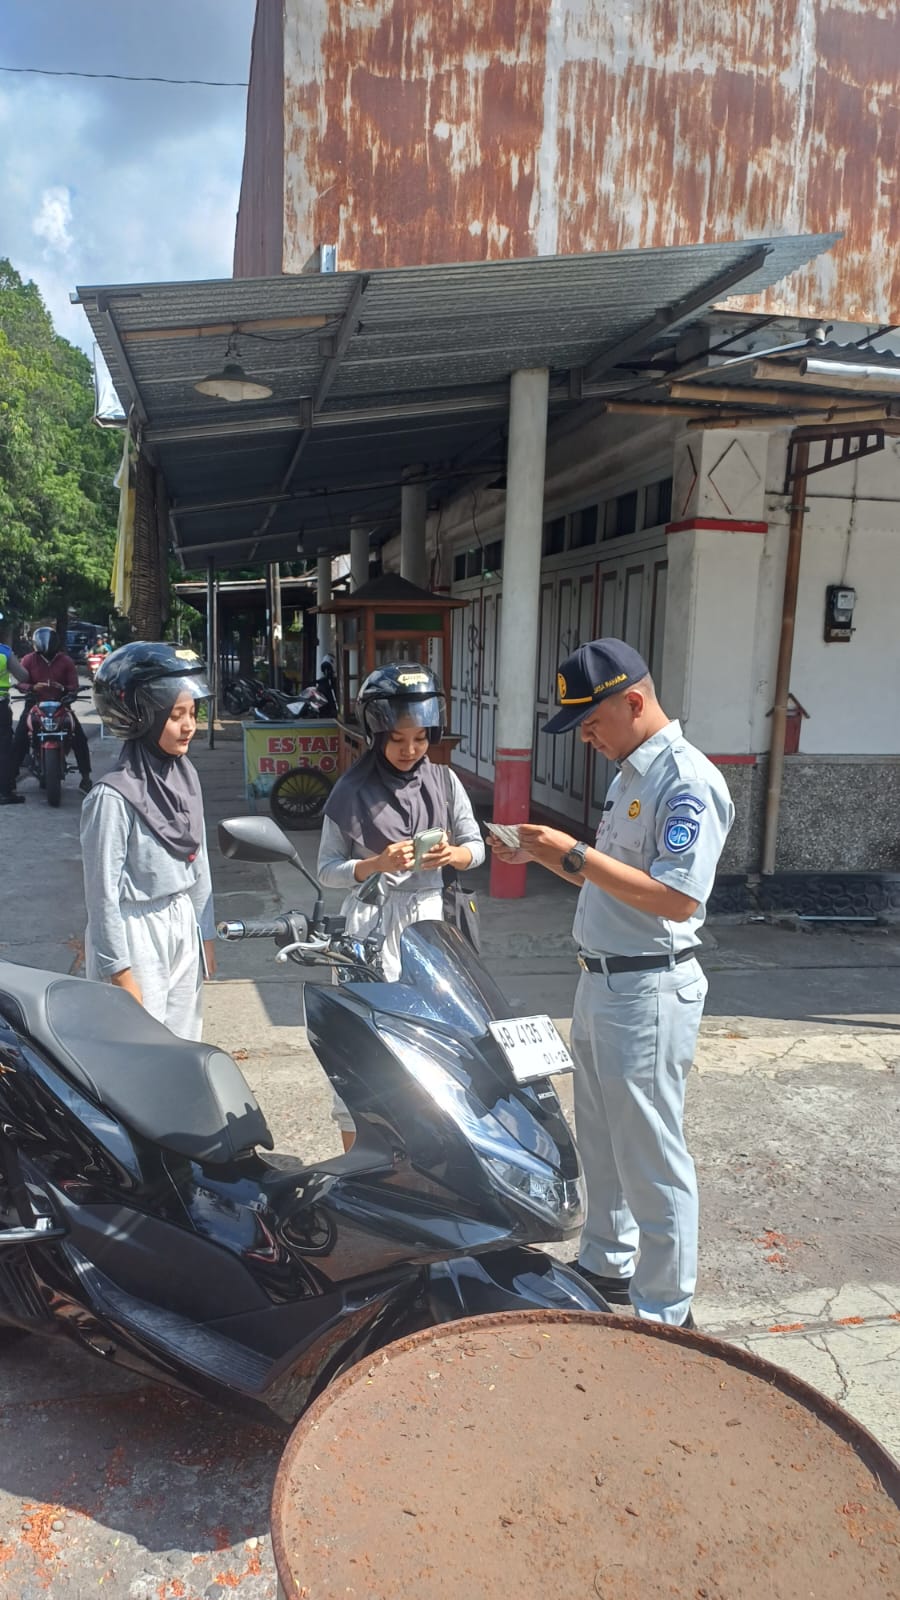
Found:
[243,721,339,800]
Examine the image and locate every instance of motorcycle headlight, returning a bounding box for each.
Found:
[376,1022,581,1225]
[482,1157,584,1227]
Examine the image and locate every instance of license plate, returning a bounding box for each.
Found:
[488,1015,574,1083]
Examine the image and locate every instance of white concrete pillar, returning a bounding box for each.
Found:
[316,554,334,674]
[350,522,370,591]
[662,428,770,751]
[491,369,550,898]
[400,468,428,589]
[661,427,772,874]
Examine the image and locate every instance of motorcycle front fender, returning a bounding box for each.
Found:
[426,1249,612,1321]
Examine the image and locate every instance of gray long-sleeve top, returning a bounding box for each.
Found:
[317,765,485,894]
[80,785,215,979]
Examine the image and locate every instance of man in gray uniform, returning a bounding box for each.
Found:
[490,639,733,1327]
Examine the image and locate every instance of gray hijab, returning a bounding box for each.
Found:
[97,708,204,863]
[324,740,448,854]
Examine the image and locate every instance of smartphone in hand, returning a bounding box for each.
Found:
[413,827,445,868]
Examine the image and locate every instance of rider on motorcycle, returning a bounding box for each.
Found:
[13,627,93,794]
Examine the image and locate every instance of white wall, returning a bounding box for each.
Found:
[676,528,766,753]
[752,434,900,755]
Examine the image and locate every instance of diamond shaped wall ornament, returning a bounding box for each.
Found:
[707,440,762,517]
[673,443,699,519]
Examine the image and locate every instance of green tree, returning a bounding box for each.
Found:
[0,259,119,629]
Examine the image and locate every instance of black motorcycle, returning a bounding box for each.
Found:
[221,674,268,716]
[0,815,607,1425]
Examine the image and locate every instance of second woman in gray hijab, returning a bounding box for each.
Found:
[318,662,484,978]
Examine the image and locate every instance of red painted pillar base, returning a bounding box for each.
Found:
[489,748,533,899]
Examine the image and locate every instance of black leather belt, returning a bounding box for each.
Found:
[578,947,698,974]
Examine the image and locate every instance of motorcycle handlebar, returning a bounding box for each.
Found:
[216,917,290,941]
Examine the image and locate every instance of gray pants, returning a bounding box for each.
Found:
[86,892,204,1041]
[570,959,707,1324]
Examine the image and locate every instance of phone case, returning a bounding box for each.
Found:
[414,827,445,867]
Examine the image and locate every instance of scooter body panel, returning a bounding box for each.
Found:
[0,914,605,1423]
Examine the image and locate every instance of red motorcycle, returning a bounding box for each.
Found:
[19,691,80,807]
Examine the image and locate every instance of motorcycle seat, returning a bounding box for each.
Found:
[0,960,273,1166]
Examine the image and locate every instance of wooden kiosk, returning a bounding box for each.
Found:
[315,575,464,772]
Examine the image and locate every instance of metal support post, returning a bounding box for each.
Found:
[761,437,809,875]
[400,468,428,589]
[490,369,550,898]
[269,561,283,691]
[206,558,218,750]
[316,555,334,674]
[350,522,370,591]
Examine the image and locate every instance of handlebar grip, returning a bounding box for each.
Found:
[216,918,289,941]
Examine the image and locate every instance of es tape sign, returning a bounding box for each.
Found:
[243,722,339,799]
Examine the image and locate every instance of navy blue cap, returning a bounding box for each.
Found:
[543,638,650,735]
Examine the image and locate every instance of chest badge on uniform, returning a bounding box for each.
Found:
[628,800,641,818]
[664,816,700,853]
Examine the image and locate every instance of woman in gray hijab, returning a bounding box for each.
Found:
[318,664,484,1145]
[80,642,216,1041]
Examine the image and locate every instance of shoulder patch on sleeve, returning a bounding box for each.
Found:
[664,816,700,853]
[666,793,706,816]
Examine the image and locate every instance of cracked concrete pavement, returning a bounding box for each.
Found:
[0,705,898,1595]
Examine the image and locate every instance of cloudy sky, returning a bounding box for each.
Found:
[0,0,256,351]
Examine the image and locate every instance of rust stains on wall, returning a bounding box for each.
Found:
[284,0,548,270]
[262,0,900,322]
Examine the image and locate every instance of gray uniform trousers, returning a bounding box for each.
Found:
[570,957,707,1325]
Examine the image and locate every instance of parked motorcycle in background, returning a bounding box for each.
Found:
[221,674,269,716]
[17,690,80,807]
[254,656,338,723]
[224,657,339,724]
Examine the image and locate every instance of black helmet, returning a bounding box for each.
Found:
[357,662,445,745]
[33,627,59,657]
[93,641,210,739]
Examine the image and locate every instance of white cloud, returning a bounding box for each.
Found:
[0,0,255,350]
[33,185,74,256]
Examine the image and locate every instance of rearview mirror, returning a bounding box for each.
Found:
[356,872,385,907]
[218,815,300,865]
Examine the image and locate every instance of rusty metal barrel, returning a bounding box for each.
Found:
[272,1311,900,1599]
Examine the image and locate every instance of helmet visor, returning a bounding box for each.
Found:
[361,692,444,735]
[141,672,212,714]
[33,628,57,655]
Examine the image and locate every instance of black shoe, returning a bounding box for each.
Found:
[0,792,25,805]
[79,775,93,794]
[680,1310,696,1330]
[575,1264,634,1306]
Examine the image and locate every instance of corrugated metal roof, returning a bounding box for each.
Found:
[76,235,837,570]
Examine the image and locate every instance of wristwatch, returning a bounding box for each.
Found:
[561,840,588,874]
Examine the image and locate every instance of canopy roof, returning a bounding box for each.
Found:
[76,235,837,571]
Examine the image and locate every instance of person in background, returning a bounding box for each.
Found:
[318,662,484,1148]
[0,621,29,805]
[488,639,733,1329]
[81,641,217,1041]
[14,626,93,793]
